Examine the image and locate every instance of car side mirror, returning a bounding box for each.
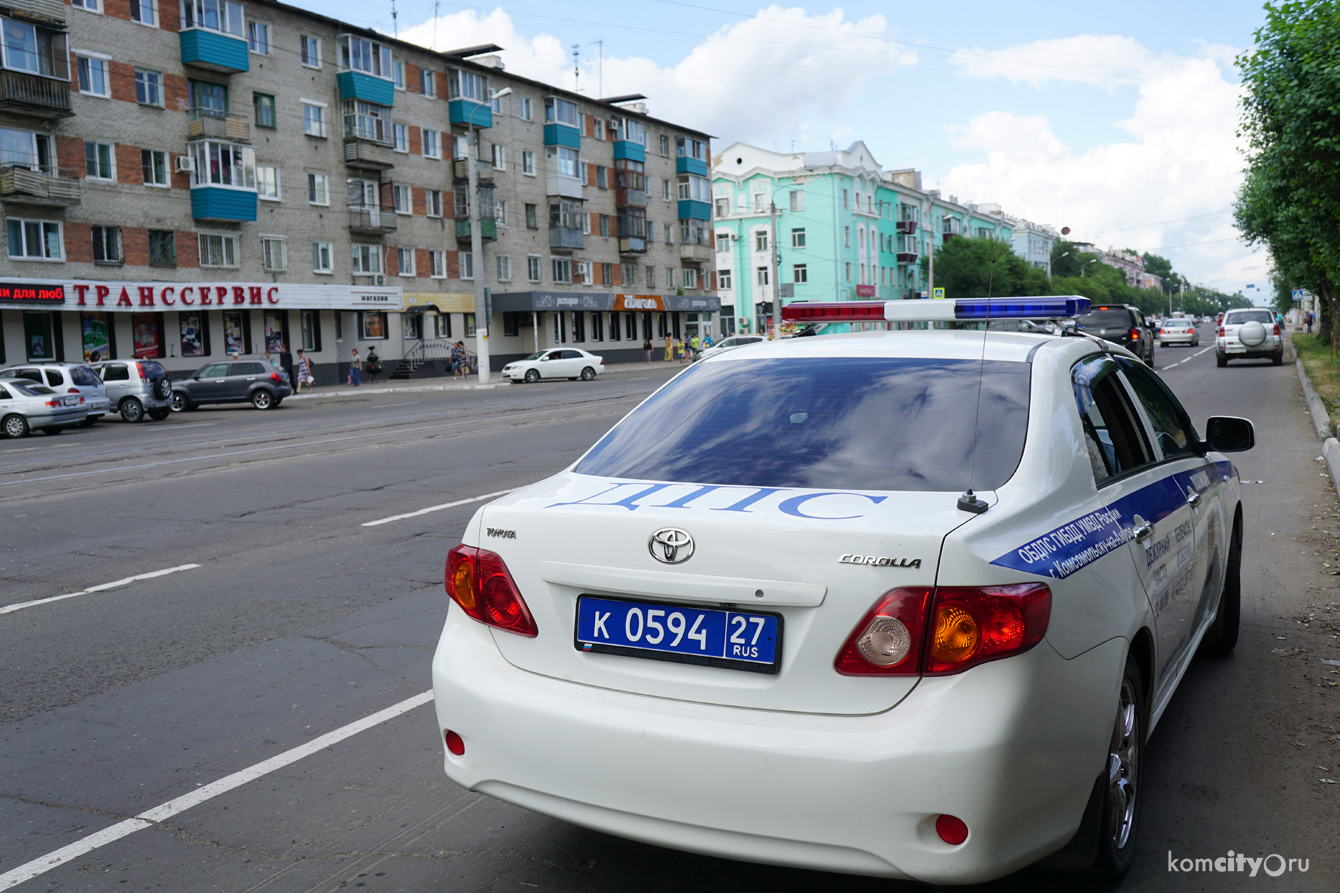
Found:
[1204,416,1255,453]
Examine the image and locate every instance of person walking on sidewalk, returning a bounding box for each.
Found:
[690,333,701,359]
[349,348,362,387]
[279,342,294,387]
[643,336,652,364]
[295,349,314,393]
[663,334,672,363]
[451,341,467,379]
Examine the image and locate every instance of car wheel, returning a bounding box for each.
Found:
[1200,522,1241,657]
[1272,351,1283,366]
[148,407,171,421]
[2,414,28,438]
[1088,654,1144,881]
[1216,354,1227,368]
[154,378,172,401]
[580,366,596,381]
[120,397,145,423]
[524,369,540,383]
[171,392,190,413]
[79,416,98,428]
[252,389,274,410]
[39,426,63,435]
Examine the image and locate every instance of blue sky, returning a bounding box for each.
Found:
[288,1,1274,297]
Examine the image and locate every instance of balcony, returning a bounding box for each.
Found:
[345,138,394,171]
[942,232,958,244]
[451,157,494,184]
[896,220,918,234]
[613,140,645,163]
[543,122,580,148]
[680,243,712,264]
[546,175,582,200]
[448,100,492,128]
[455,217,496,242]
[0,164,79,206]
[337,71,394,106]
[348,203,398,236]
[615,188,646,208]
[675,156,708,176]
[549,228,584,251]
[188,109,250,143]
[0,70,72,118]
[618,237,646,255]
[5,0,67,26]
[191,187,257,222]
[896,252,919,264]
[180,28,249,74]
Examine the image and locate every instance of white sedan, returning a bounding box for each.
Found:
[432,296,1253,884]
[501,348,604,383]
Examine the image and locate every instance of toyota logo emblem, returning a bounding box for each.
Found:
[648,528,695,564]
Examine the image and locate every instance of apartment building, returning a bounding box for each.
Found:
[711,142,1015,335]
[1011,218,1060,274]
[0,0,717,382]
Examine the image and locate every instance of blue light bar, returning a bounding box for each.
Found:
[953,296,1091,320]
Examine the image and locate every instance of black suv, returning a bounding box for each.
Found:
[1076,304,1156,365]
[171,359,292,412]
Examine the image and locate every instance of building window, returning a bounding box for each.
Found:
[247,22,269,55]
[491,144,506,170]
[396,247,415,276]
[430,250,446,278]
[525,203,538,229]
[793,263,807,284]
[754,231,768,252]
[527,255,542,281]
[303,102,326,137]
[148,230,175,266]
[683,268,698,289]
[130,0,157,26]
[551,257,571,284]
[665,223,673,244]
[140,149,167,186]
[596,165,607,189]
[666,267,676,289]
[421,69,436,97]
[522,150,535,175]
[1,18,68,79]
[261,236,286,271]
[300,35,321,68]
[600,262,612,285]
[422,129,440,158]
[253,93,276,128]
[621,263,636,286]
[497,255,512,280]
[338,35,392,79]
[598,214,609,238]
[574,260,592,284]
[393,184,411,214]
[301,310,322,352]
[718,268,732,290]
[182,0,243,36]
[845,262,851,282]
[661,179,671,201]
[84,141,114,180]
[6,219,61,260]
[134,68,163,106]
[519,96,532,119]
[756,267,769,286]
[255,163,279,200]
[393,123,408,153]
[186,139,254,190]
[91,225,122,264]
[791,228,806,249]
[543,96,578,126]
[435,313,452,338]
[459,250,473,280]
[496,200,507,225]
[351,244,382,275]
[843,189,849,209]
[308,172,329,205]
[198,233,239,268]
[393,60,406,89]
[789,190,804,211]
[844,226,850,247]
[450,69,491,103]
[426,189,443,218]
[76,55,110,97]
[360,311,388,339]
[659,135,669,156]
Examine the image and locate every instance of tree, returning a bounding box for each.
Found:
[923,237,1048,298]
[1051,241,1101,278]
[1235,0,1340,342]
[1141,253,1176,295]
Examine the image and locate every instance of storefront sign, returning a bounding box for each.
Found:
[856,285,876,297]
[615,294,664,311]
[0,282,64,303]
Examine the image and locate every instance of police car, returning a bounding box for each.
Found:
[431,296,1254,884]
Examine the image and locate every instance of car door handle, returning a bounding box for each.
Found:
[1186,491,1202,508]
[1133,522,1155,543]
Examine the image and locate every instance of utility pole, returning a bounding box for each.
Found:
[466,128,490,383]
[770,200,781,339]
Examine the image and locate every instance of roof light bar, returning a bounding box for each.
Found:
[781,296,1091,324]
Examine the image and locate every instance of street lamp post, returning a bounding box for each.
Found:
[463,88,511,384]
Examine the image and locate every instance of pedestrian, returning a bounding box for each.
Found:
[451,341,467,379]
[690,332,701,358]
[643,335,653,364]
[349,348,361,387]
[679,338,689,364]
[1306,310,1314,335]
[295,349,314,393]
[365,348,382,383]
[279,341,294,386]
[704,333,713,349]
[663,334,672,362]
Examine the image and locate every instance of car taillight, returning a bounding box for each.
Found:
[445,544,538,637]
[1273,324,1280,335]
[1130,327,1139,340]
[270,372,282,382]
[67,388,79,394]
[135,362,146,379]
[1218,327,1226,337]
[45,399,61,407]
[926,584,1051,674]
[1159,329,1167,335]
[835,584,1050,676]
[834,588,932,675]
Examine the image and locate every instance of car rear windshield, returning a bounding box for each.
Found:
[576,357,1032,492]
[69,366,101,387]
[140,361,166,378]
[1226,310,1274,325]
[1078,309,1131,329]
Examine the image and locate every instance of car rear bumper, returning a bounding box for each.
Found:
[1217,338,1282,357]
[432,613,1124,883]
[1158,334,1195,345]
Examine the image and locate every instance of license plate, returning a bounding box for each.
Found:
[63,396,77,406]
[575,596,782,674]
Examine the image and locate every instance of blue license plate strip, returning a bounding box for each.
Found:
[574,596,782,675]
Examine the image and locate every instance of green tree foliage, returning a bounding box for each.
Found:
[1234,0,1340,341]
[920,236,1049,298]
[1141,253,1176,293]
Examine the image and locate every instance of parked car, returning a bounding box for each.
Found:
[1075,304,1155,365]
[1216,308,1283,366]
[501,349,604,383]
[1157,319,1199,348]
[0,361,111,426]
[89,360,173,422]
[0,379,87,437]
[695,335,765,361]
[170,359,292,411]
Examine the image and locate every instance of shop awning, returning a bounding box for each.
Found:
[403,292,475,314]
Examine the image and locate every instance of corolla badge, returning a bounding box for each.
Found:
[648,528,695,564]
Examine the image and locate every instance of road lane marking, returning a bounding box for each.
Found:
[0,690,434,891]
[362,488,522,527]
[0,565,201,615]
[1161,346,1212,369]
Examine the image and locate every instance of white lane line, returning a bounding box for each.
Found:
[0,565,201,615]
[362,488,521,527]
[377,402,419,408]
[0,691,433,891]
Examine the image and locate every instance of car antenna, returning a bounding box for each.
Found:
[957,257,995,515]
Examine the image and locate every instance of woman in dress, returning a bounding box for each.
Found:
[295,349,314,393]
[451,341,467,379]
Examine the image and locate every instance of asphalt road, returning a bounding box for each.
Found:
[0,332,1335,892]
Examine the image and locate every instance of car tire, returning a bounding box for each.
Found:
[171,392,190,413]
[39,426,63,435]
[148,407,171,421]
[580,366,596,381]
[1272,351,1283,366]
[79,416,98,427]
[120,397,145,423]
[154,378,172,401]
[2,413,28,438]
[252,390,274,410]
[1216,354,1227,368]
[1200,522,1241,657]
[1088,654,1144,882]
[524,369,540,383]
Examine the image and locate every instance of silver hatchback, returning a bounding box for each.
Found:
[0,362,112,426]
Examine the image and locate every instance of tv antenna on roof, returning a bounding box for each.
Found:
[392,0,398,37]
[572,43,581,92]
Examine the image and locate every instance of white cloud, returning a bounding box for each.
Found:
[942,36,1262,293]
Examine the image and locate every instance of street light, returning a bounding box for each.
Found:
[461,87,512,384]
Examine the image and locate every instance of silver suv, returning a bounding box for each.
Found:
[0,362,111,426]
[1216,308,1283,367]
[89,359,173,422]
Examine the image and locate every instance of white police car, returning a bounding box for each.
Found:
[432,296,1254,884]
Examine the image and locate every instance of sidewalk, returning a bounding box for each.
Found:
[285,358,681,401]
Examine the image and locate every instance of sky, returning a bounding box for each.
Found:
[288,0,1274,299]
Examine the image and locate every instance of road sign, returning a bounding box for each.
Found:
[933,287,945,299]
[1293,288,1307,301]
[778,284,794,298]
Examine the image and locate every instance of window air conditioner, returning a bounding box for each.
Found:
[174,156,195,173]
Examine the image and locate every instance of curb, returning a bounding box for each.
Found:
[281,362,669,402]
[1295,354,1334,440]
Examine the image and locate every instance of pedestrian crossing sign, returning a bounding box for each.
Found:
[932,288,945,299]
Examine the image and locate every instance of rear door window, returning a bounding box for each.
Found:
[1073,356,1152,483]
[199,364,229,378]
[44,369,62,386]
[577,357,1032,491]
[69,366,101,387]
[100,364,129,382]
[1117,358,1198,460]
